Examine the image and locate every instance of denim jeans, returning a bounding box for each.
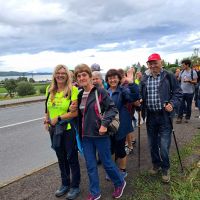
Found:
[82,136,123,196]
[52,128,81,188]
[146,111,172,170]
[178,93,194,119]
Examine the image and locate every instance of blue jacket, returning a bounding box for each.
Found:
[140,70,183,119]
[108,83,139,140]
[77,86,118,138]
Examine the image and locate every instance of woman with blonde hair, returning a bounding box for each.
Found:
[44,64,81,200]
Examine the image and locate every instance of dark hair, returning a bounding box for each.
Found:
[181,59,191,67]
[117,68,126,77]
[105,69,122,82]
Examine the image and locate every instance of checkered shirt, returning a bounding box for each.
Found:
[146,73,162,111]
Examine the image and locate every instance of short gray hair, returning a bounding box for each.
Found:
[92,71,103,80]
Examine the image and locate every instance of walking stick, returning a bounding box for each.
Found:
[165,102,184,173]
[171,125,184,173]
[137,110,141,169]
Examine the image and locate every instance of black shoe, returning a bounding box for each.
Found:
[66,188,80,200]
[55,185,69,197]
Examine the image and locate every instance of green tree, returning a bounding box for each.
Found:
[4,79,17,97]
[16,81,36,96]
[175,59,179,65]
[140,65,147,74]
[29,78,35,83]
[39,85,47,94]
[17,76,28,82]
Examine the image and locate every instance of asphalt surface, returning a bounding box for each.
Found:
[0,97,56,186]
[0,97,200,200]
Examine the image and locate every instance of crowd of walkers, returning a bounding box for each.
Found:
[43,53,199,200]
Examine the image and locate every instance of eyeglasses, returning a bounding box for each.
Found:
[55,72,67,76]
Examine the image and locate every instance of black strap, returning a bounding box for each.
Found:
[180,69,194,80]
[165,72,173,98]
[45,92,50,114]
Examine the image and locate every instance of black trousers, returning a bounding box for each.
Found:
[50,127,81,187]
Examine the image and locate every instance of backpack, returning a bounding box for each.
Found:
[95,89,120,136]
[180,69,199,84]
[196,71,200,83]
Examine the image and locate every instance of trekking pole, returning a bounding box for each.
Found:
[165,102,184,173]
[172,126,184,173]
[137,110,141,169]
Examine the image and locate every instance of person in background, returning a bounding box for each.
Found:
[92,70,104,165]
[197,80,200,118]
[74,64,126,200]
[44,64,81,199]
[105,68,139,177]
[91,63,108,89]
[135,71,142,85]
[117,68,137,155]
[176,59,198,123]
[174,68,181,115]
[91,63,102,72]
[175,68,181,81]
[140,53,182,183]
[193,68,200,110]
[92,71,104,88]
[69,70,79,88]
[133,71,143,127]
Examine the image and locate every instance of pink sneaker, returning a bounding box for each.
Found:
[112,181,126,199]
[86,193,101,200]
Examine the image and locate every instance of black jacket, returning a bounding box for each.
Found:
[78,86,118,138]
[140,69,183,119]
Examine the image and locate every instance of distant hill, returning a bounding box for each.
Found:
[0,71,51,76]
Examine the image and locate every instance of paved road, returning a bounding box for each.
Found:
[0,102,56,185]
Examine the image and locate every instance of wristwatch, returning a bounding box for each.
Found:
[57,116,61,122]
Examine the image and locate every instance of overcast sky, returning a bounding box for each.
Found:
[0,0,199,72]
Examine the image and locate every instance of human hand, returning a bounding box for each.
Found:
[132,100,141,107]
[44,123,49,131]
[70,101,78,112]
[164,103,173,112]
[99,125,107,135]
[126,67,135,83]
[50,117,58,126]
[43,117,50,131]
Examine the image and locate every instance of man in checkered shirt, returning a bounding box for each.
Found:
[140,53,182,183]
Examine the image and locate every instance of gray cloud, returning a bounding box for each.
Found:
[0,0,199,56]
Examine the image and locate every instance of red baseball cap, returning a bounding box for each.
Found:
[147,53,161,62]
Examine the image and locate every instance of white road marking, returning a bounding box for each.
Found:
[0,117,44,129]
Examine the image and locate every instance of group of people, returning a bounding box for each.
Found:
[175,59,200,122]
[44,53,185,200]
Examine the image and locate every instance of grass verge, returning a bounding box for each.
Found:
[124,133,200,200]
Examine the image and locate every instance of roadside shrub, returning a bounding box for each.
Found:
[17,76,28,82]
[16,81,36,96]
[4,78,17,97]
[39,85,47,94]
[29,78,35,83]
